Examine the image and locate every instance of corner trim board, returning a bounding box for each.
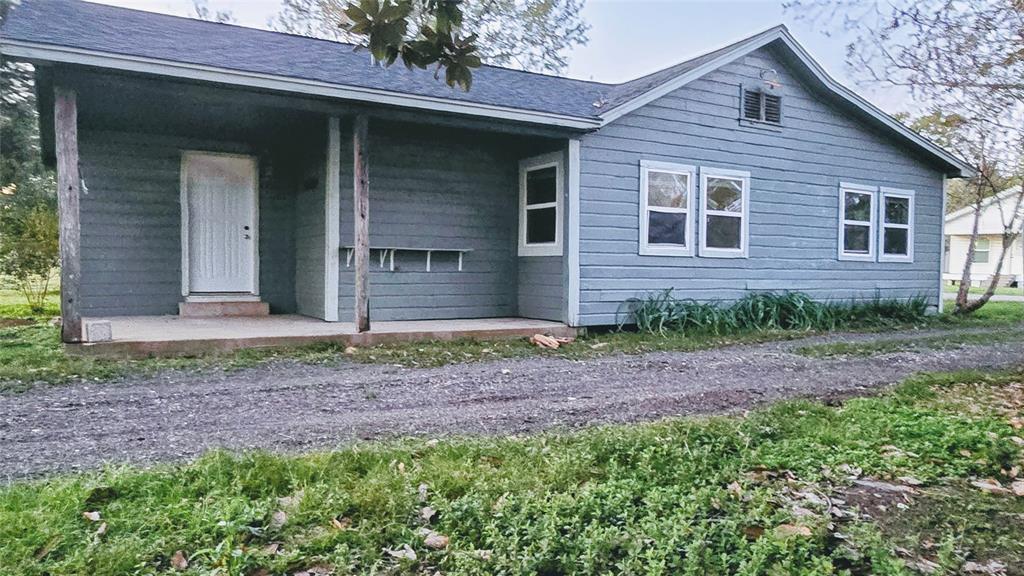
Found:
[566,138,581,326]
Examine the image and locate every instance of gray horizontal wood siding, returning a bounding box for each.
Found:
[295,150,327,319]
[77,130,295,316]
[518,256,563,320]
[337,122,520,321]
[577,46,945,326]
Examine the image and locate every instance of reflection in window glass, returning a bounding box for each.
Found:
[648,211,686,245]
[844,224,870,254]
[706,214,742,249]
[648,171,688,208]
[844,192,872,222]
[706,178,743,212]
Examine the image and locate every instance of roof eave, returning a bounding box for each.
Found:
[594,26,975,179]
[0,39,602,131]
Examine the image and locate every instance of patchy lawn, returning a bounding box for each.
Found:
[1,301,1023,388]
[796,329,1024,358]
[0,288,59,320]
[0,369,1021,575]
[944,284,1024,297]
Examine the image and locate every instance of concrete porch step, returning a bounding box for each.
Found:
[179,301,270,317]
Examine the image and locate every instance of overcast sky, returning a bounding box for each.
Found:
[90,0,910,113]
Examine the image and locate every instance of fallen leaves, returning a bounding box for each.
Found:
[774,524,812,538]
[170,550,188,571]
[383,544,417,561]
[971,478,1016,496]
[418,527,450,549]
[1012,480,1024,496]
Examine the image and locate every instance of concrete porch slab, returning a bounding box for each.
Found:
[67,315,578,357]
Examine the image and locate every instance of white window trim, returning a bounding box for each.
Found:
[838,182,877,262]
[639,160,695,256]
[518,151,563,257]
[878,187,915,263]
[699,166,750,258]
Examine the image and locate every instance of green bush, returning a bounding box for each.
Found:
[624,290,930,335]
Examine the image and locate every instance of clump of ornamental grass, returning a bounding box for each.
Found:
[624,290,929,335]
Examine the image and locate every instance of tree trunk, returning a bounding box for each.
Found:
[954,203,982,313]
[958,230,1021,313]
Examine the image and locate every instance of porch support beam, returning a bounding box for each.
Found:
[352,114,370,332]
[323,117,341,321]
[54,86,83,343]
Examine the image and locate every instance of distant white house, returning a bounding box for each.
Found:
[944,188,1024,287]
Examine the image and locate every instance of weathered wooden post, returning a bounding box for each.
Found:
[352,114,370,332]
[54,87,83,343]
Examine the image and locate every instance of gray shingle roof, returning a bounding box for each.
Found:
[1,0,616,119]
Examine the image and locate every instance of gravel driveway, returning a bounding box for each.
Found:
[2,328,1023,481]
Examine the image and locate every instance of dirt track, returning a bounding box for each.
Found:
[2,327,1022,480]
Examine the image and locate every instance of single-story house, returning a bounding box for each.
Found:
[944,188,1024,287]
[1,0,972,349]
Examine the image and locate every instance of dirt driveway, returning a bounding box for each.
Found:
[2,328,1022,480]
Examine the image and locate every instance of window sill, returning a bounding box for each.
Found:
[519,243,562,257]
[640,245,693,257]
[879,254,914,264]
[838,252,874,262]
[738,118,782,132]
[700,248,748,259]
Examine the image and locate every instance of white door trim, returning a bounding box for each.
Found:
[180,150,260,298]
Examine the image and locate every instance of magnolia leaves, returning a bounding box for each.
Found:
[343,0,482,90]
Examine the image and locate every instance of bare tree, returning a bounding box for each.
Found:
[193,0,236,24]
[787,0,1024,314]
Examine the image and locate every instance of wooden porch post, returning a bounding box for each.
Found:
[352,114,370,332]
[54,87,83,343]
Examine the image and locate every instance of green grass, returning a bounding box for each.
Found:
[1,369,1022,575]
[796,328,1024,358]
[943,284,1023,297]
[0,289,60,320]
[2,301,1022,389]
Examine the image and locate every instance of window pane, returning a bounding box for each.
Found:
[648,171,688,208]
[648,211,686,245]
[706,215,741,249]
[843,224,870,253]
[526,207,556,244]
[526,166,557,205]
[844,191,872,222]
[885,196,910,224]
[975,238,990,263]
[883,227,908,255]
[706,177,744,212]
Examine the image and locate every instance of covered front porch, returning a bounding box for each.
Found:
[47,66,581,348]
[71,315,577,357]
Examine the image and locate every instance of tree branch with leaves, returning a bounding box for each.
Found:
[273,0,589,90]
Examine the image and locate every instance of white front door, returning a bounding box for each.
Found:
[183,152,258,295]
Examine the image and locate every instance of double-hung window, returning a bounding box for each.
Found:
[639,160,694,256]
[838,183,876,261]
[700,167,750,258]
[974,238,991,264]
[518,152,563,257]
[879,188,914,262]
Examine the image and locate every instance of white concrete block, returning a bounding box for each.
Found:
[83,319,113,342]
